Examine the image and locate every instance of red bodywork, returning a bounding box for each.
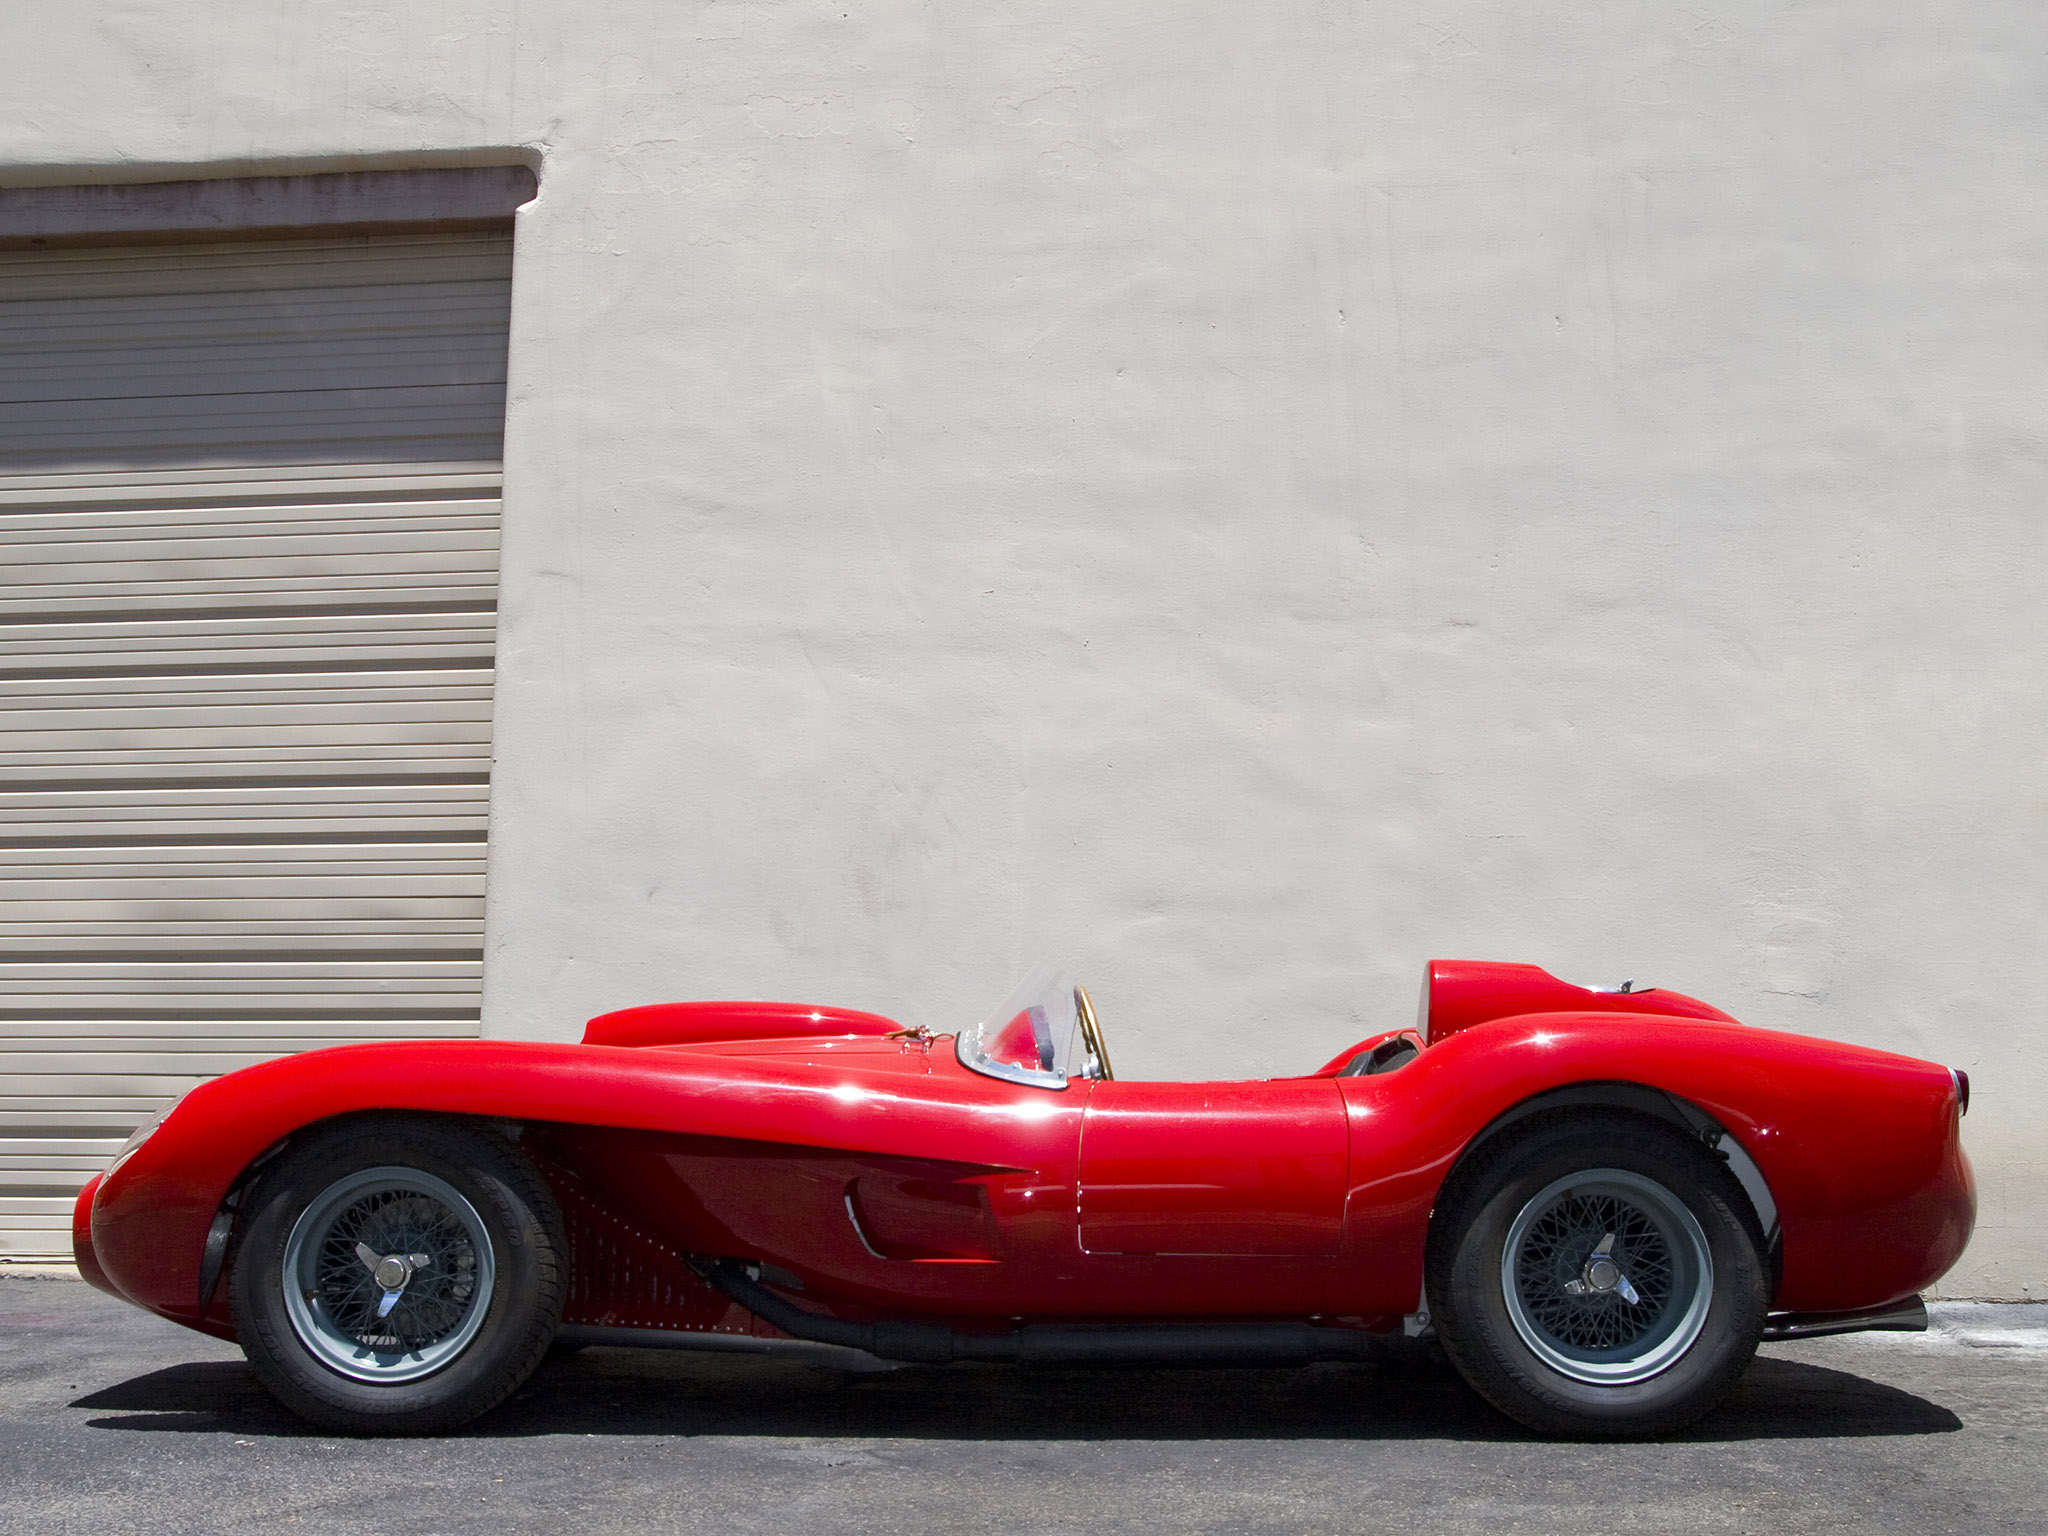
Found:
[76,964,1974,1348]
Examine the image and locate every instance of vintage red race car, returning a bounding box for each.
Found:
[73,959,1974,1438]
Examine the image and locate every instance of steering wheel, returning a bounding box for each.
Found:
[1073,984,1114,1081]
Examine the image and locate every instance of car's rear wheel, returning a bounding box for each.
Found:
[1427,1110,1767,1438]
[230,1115,563,1434]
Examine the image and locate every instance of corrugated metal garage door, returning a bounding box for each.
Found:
[0,233,511,1257]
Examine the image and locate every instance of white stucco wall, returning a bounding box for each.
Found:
[2,2,2042,1296]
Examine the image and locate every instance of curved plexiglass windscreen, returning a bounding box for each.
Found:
[955,961,1096,1089]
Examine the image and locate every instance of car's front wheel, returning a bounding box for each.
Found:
[230,1115,563,1434]
[1427,1110,1768,1438]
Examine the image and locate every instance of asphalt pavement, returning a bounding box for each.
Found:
[3,1272,2044,1534]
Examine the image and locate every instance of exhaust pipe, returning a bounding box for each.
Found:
[690,1257,1379,1366]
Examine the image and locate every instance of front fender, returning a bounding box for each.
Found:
[85,1034,1064,1332]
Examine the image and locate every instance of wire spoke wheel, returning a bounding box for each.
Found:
[1429,1115,1767,1437]
[282,1166,498,1384]
[1501,1167,1713,1385]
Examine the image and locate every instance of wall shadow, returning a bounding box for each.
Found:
[73,1347,1961,1443]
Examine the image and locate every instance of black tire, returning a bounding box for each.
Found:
[230,1114,563,1434]
[1426,1110,1767,1439]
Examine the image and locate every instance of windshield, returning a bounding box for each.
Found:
[955,961,1100,1089]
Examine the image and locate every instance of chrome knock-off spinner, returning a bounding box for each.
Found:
[1501,1168,1713,1386]
[282,1166,495,1384]
[1562,1232,1643,1305]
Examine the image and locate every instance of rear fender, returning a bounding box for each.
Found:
[1433,1080,1783,1291]
[1367,1013,1968,1315]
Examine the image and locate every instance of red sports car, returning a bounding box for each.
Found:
[74,959,1974,1438]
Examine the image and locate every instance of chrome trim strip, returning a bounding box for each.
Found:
[1714,1131,1780,1244]
[952,1022,1069,1090]
[843,1192,889,1260]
